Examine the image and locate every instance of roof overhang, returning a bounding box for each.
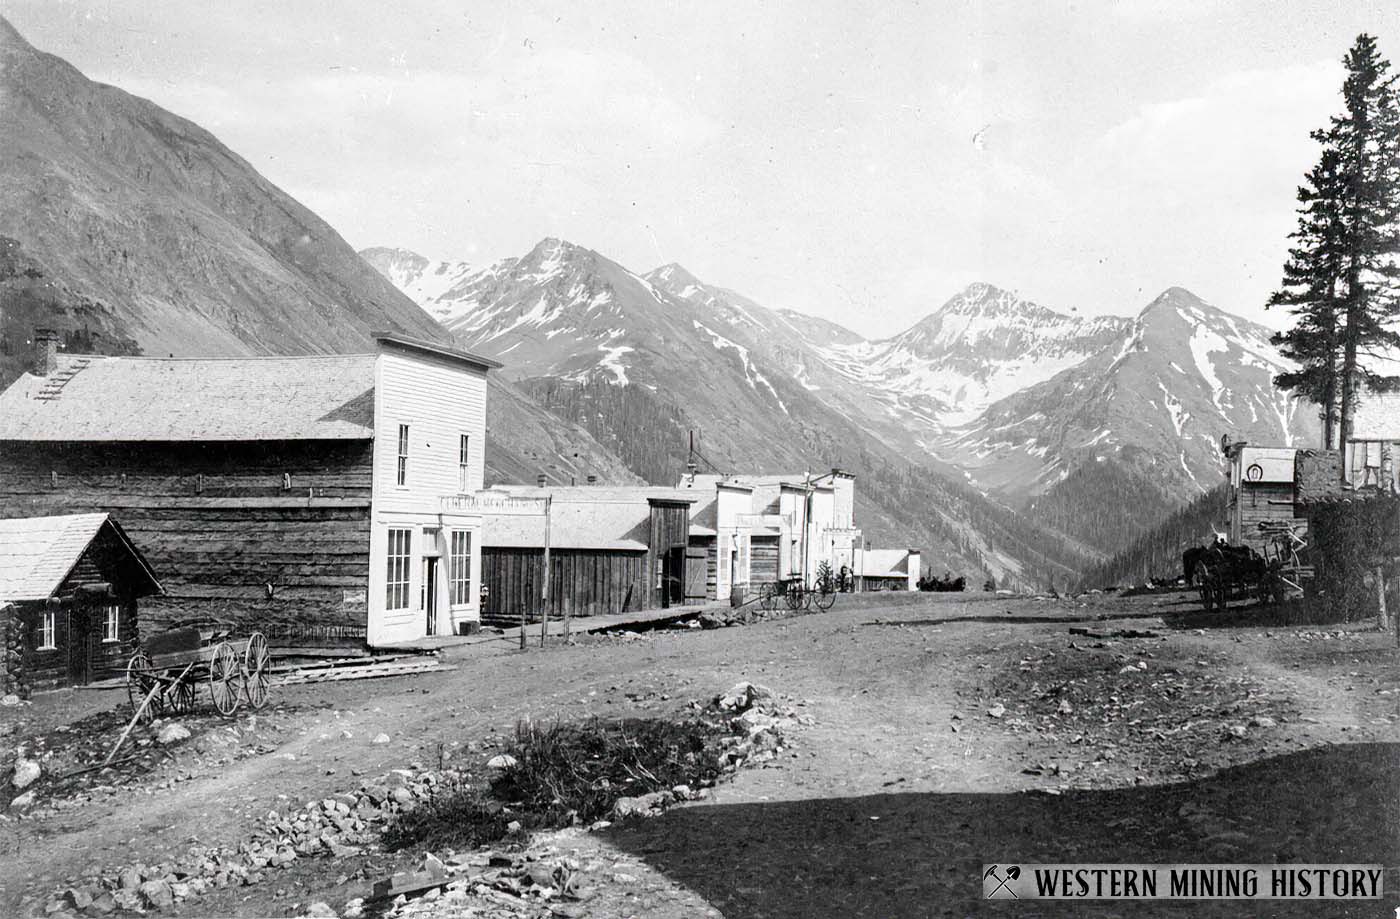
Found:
[374,332,503,371]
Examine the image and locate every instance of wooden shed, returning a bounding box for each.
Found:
[0,513,161,694]
[478,487,700,626]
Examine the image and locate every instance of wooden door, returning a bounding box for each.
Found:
[684,547,707,602]
[67,606,91,685]
[423,558,439,636]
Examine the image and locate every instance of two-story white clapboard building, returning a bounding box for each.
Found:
[0,330,499,649]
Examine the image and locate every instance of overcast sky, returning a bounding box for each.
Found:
[6,0,1398,336]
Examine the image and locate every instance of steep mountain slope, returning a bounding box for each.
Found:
[947,288,1317,550]
[0,16,445,370]
[357,247,479,327]
[0,16,637,488]
[366,240,1101,588]
[947,288,1314,495]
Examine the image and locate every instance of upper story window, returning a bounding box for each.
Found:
[449,530,472,605]
[102,604,120,643]
[458,434,471,493]
[386,528,412,610]
[37,611,56,650]
[396,424,409,486]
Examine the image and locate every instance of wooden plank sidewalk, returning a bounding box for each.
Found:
[376,601,721,653]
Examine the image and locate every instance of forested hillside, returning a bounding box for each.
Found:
[1076,485,1230,589]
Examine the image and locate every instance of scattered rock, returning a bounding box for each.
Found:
[9,790,34,810]
[157,723,192,745]
[486,754,518,769]
[986,703,1006,719]
[11,757,40,789]
[304,902,338,918]
[1057,699,1073,715]
[138,879,174,909]
[371,734,391,745]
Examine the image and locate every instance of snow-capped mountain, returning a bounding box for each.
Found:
[363,240,1317,577]
[943,288,1317,549]
[357,248,480,325]
[816,283,1130,428]
[362,240,1098,587]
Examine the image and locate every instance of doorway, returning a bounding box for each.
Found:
[423,557,439,636]
[67,606,91,685]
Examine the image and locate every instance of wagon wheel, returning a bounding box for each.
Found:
[814,580,837,611]
[1196,564,1214,612]
[125,649,163,723]
[1214,581,1229,614]
[786,583,805,611]
[759,582,776,612]
[208,641,241,717]
[242,632,271,711]
[169,674,197,715]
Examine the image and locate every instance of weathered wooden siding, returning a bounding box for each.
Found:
[1231,482,1304,555]
[0,441,373,639]
[481,547,647,625]
[750,536,780,587]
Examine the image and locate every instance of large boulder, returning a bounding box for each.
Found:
[715,681,773,713]
[138,880,174,909]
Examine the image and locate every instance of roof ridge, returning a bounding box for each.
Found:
[56,352,377,363]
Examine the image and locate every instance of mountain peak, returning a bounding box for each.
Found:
[1139,286,1208,316]
[0,15,32,53]
[646,263,702,288]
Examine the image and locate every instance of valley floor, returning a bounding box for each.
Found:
[3,590,1399,918]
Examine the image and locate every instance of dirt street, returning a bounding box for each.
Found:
[3,590,1399,918]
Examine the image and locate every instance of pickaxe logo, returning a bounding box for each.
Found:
[984,864,1021,899]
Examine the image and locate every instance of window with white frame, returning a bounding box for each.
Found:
[716,532,732,595]
[396,424,410,486]
[458,434,471,493]
[37,611,56,650]
[386,528,412,610]
[449,530,472,605]
[102,604,120,642]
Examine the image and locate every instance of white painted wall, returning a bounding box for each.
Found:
[367,345,489,646]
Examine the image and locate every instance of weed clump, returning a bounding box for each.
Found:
[382,716,725,851]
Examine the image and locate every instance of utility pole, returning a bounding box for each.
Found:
[541,495,552,647]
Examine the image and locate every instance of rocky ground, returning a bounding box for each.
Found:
[3,590,1399,918]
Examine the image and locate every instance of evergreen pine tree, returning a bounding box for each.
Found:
[1269,149,1346,448]
[1329,35,1400,444]
[1270,34,1400,458]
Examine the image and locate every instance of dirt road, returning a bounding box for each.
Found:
[4,591,1398,918]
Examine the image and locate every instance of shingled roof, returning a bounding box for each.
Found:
[0,514,161,602]
[0,353,378,442]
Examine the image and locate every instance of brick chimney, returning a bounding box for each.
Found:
[32,329,59,376]
[536,473,547,488]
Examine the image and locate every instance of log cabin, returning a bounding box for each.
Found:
[0,330,500,648]
[0,513,161,694]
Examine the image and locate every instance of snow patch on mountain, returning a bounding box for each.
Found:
[692,320,789,414]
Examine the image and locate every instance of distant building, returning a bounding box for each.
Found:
[0,513,161,693]
[861,548,922,592]
[472,485,699,625]
[0,330,499,648]
[1346,388,1400,492]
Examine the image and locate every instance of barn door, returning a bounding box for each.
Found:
[685,547,708,602]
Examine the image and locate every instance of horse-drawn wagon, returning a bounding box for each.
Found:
[1185,522,1313,613]
[125,620,272,721]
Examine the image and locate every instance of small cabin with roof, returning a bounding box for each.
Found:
[0,329,500,648]
[0,513,161,694]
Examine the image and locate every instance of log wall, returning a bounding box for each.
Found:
[0,441,373,639]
